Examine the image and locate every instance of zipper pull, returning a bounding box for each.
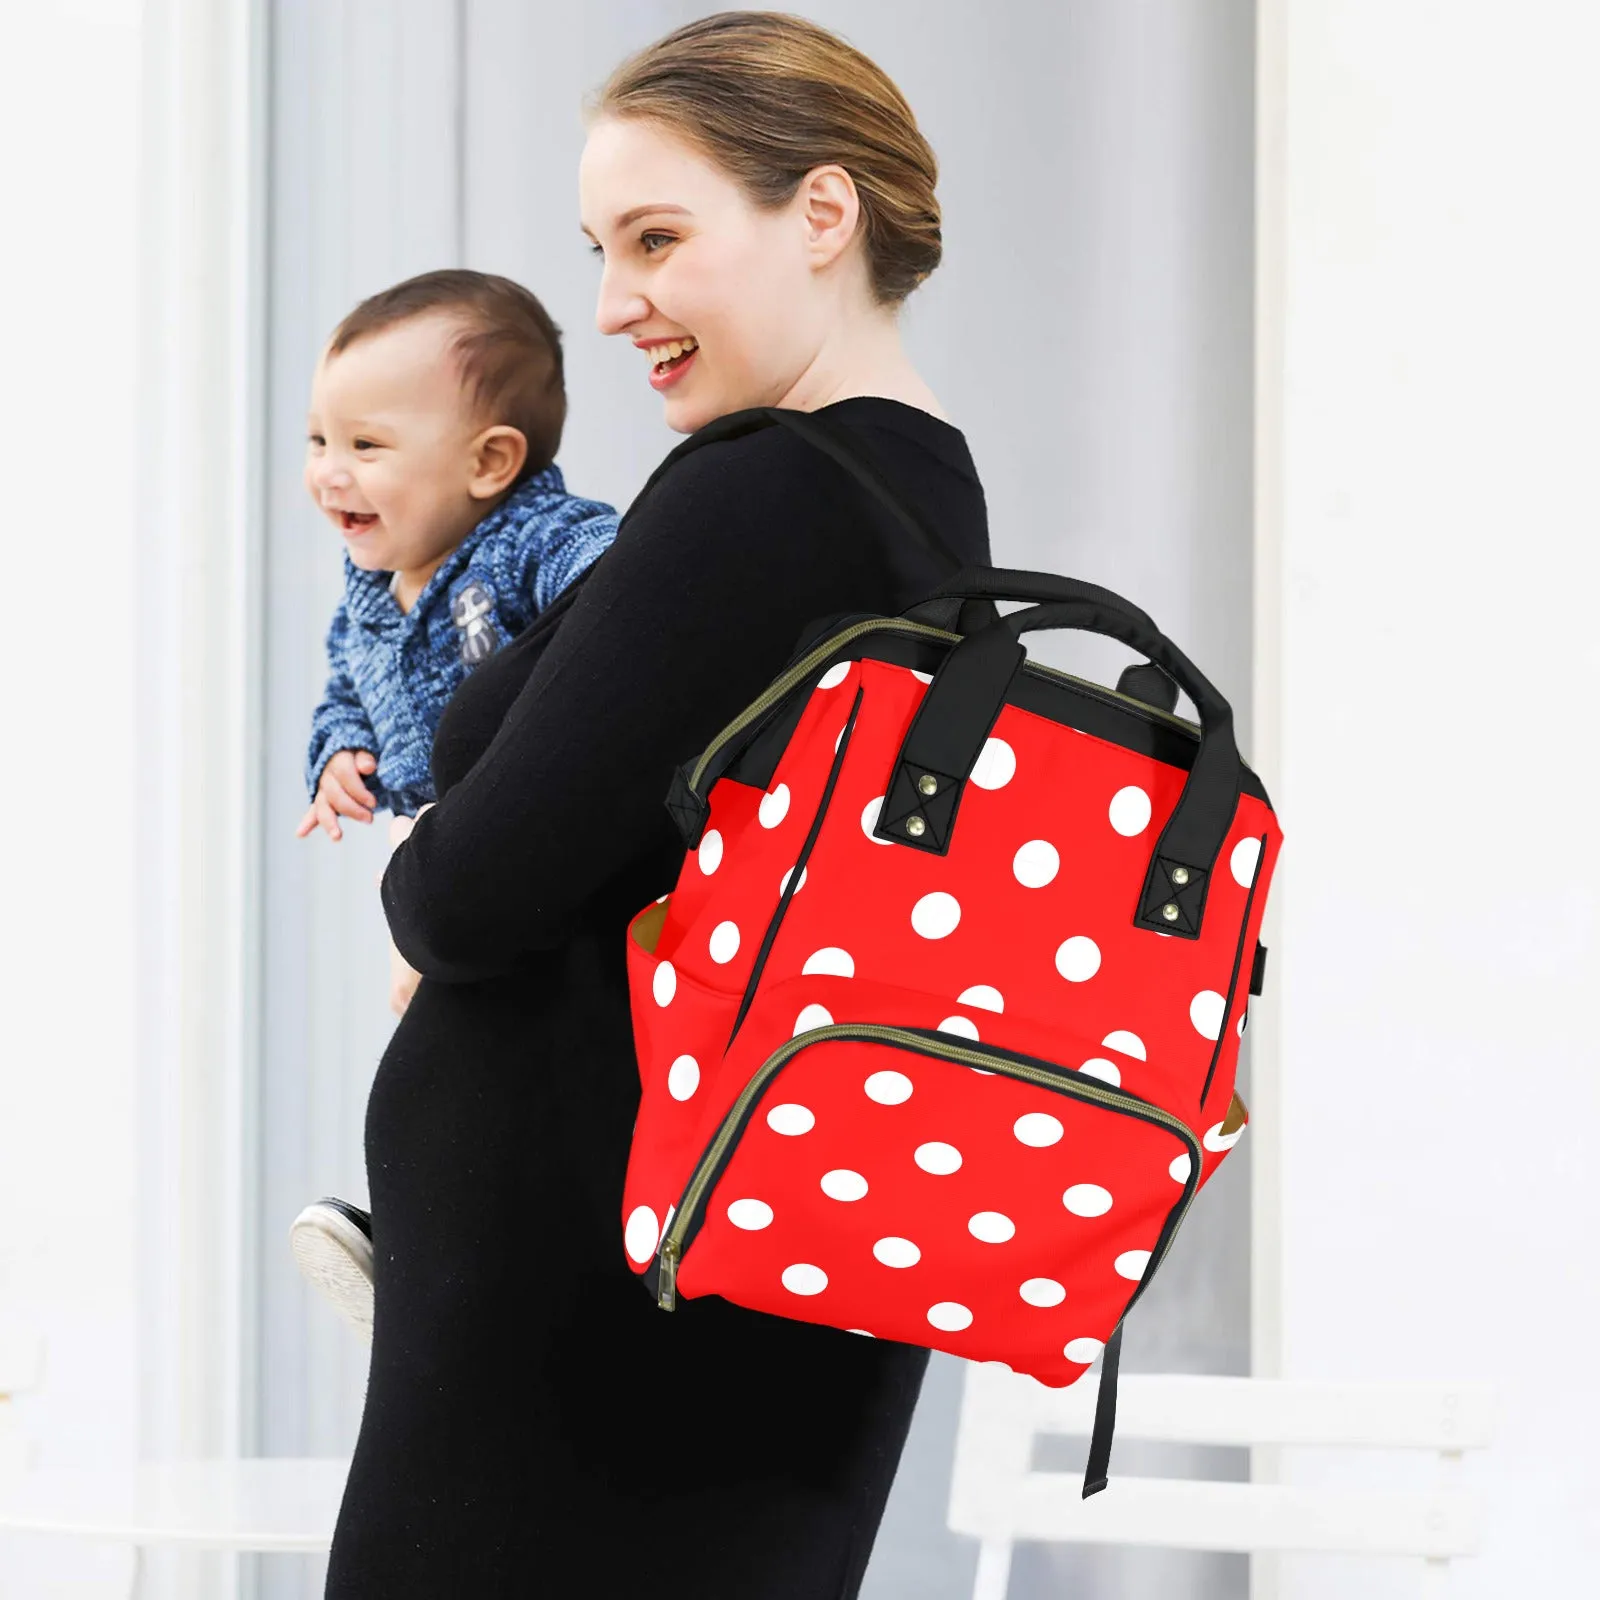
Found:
[657,1239,678,1311]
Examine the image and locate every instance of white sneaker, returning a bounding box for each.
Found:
[289,1198,374,1341]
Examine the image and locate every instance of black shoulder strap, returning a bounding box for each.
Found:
[618,406,967,572]
[1081,1324,1122,1498]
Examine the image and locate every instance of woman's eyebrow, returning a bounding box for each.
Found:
[609,203,692,231]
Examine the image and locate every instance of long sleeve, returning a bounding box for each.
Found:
[306,601,383,802]
[380,437,901,983]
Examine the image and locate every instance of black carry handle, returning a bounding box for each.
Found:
[876,596,1243,938]
[904,566,1162,636]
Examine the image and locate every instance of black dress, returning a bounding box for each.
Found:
[324,398,991,1598]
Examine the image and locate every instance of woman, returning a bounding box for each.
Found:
[325,13,991,1596]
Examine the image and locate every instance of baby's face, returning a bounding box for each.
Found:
[304,315,489,577]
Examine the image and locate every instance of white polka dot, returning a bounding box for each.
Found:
[911,892,961,939]
[655,893,669,904]
[1055,937,1102,982]
[1064,1184,1113,1218]
[779,865,808,896]
[958,985,1005,1013]
[1115,1249,1152,1281]
[1190,990,1226,1040]
[818,661,852,689]
[662,1204,676,1234]
[861,797,893,844]
[1204,1122,1245,1152]
[1014,1113,1065,1147]
[847,1328,875,1337]
[969,1211,1016,1243]
[667,1055,700,1101]
[1231,836,1262,887]
[697,829,723,874]
[865,1070,913,1105]
[821,1169,869,1202]
[1169,1153,1193,1184]
[914,1141,963,1175]
[1012,839,1060,888]
[1021,1278,1067,1307]
[759,784,791,828]
[969,1067,996,1077]
[1238,1011,1248,1037]
[937,1014,979,1041]
[835,726,845,754]
[802,947,855,978]
[1064,1336,1105,1364]
[1102,1030,1146,1060]
[927,1301,973,1332]
[970,738,1016,790]
[874,1236,921,1268]
[708,920,741,964]
[1109,785,1153,837]
[1077,1058,1122,1087]
[624,1206,659,1264]
[782,1263,828,1296]
[727,1198,773,1230]
[794,1003,834,1036]
[766,1102,815,1135]
[652,961,677,1007]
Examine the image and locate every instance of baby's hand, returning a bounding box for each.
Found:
[296,749,379,841]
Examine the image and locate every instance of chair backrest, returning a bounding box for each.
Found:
[0,1325,46,1475]
[949,1364,1495,1559]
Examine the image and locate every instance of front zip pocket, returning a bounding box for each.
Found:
[648,1010,1201,1389]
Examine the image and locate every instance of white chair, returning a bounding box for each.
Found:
[948,1364,1494,1598]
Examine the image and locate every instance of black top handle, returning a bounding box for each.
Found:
[904,566,1162,636]
[874,596,1245,939]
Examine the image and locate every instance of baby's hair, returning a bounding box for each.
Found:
[329,270,567,481]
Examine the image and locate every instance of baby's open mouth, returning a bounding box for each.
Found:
[339,510,379,533]
[644,335,698,375]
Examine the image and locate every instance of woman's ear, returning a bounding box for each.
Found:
[798,163,862,276]
[469,425,529,499]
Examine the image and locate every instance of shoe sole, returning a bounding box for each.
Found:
[289,1204,375,1342]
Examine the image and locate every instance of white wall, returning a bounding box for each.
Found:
[0,3,143,1594]
[1262,3,1600,1594]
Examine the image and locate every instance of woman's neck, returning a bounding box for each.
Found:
[776,306,948,421]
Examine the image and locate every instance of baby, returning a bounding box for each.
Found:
[298,267,616,839]
[291,270,616,1335]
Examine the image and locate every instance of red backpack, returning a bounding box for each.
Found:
[621,412,1281,1494]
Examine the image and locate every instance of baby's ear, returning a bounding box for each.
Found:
[470,425,528,498]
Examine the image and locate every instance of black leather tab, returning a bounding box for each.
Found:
[664,763,711,849]
[1250,940,1269,997]
[876,761,964,852]
[1136,854,1212,938]
[873,624,1025,855]
[1082,1325,1123,1498]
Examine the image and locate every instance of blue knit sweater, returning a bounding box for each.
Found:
[306,465,617,815]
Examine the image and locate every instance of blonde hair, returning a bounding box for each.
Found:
[592,11,941,305]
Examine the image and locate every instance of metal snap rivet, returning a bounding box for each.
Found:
[1171,866,1191,887]
[906,816,927,838]
[918,774,938,797]
[1162,903,1180,922]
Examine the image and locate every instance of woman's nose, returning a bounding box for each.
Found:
[594,265,649,339]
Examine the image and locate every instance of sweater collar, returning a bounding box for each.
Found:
[342,464,568,628]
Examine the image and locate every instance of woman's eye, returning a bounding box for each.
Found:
[640,232,675,254]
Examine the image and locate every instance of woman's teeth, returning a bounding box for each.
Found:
[646,336,698,368]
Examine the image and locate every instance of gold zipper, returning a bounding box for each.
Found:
[655,1024,1202,1311]
[687,619,1201,796]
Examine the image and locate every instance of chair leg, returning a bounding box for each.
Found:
[972,1539,1013,1600]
